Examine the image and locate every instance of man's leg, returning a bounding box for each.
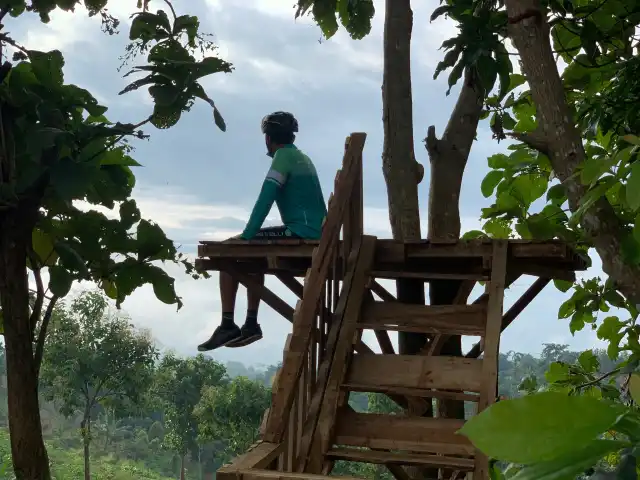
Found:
[226,226,296,347]
[197,271,243,352]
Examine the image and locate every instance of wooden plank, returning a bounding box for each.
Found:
[360,303,486,336]
[295,236,376,472]
[465,277,549,359]
[198,243,318,258]
[344,354,483,393]
[264,134,367,443]
[327,447,475,470]
[344,383,479,403]
[333,410,474,456]
[475,240,508,480]
[371,270,488,281]
[217,442,284,473]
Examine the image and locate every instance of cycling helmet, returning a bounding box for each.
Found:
[261,111,299,135]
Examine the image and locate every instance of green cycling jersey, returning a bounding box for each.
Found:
[241,145,327,240]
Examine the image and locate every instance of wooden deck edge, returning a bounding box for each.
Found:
[218,468,365,480]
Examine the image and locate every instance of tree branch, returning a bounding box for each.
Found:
[506,0,640,304]
[34,294,59,377]
[27,247,44,336]
[508,130,550,157]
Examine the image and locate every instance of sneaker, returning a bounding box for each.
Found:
[197,323,241,351]
[225,322,263,348]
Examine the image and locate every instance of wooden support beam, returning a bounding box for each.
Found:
[475,240,508,479]
[369,280,397,302]
[275,273,305,298]
[227,267,295,321]
[465,277,550,359]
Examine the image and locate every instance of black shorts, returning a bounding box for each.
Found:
[253,226,301,239]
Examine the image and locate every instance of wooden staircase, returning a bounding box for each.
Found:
[217,235,508,480]
[204,132,585,480]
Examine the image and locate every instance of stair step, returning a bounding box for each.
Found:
[359,302,486,335]
[327,447,475,470]
[334,409,474,456]
[343,354,483,394]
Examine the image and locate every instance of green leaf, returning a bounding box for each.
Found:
[510,440,628,480]
[578,350,600,373]
[136,220,170,260]
[481,170,503,197]
[129,11,171,41]
[462,230,488,240]
[120,199,141,230]
[48,265,74,297]
[626,163,640,211]
[100,148,142,167]
[546,183,566,205]
[31,228,58,267]
[476,54,498,93]
[213,106,226,132]
[623,134,640,146]
[621,233,640,265]
[28,49,64,87]
[570,177,617,226]
[150,270,178,306]
[488,154,509,169]
[553,279,573,293]
[458,391,622,464]
[545,362,570,383]
[629,374,640,404]
[84,0,107,15]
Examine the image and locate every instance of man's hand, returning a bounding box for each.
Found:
[222,234,243,243]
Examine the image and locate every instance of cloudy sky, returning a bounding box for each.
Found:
[16,0,608,367]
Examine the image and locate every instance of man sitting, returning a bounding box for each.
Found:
[198,111,327,351]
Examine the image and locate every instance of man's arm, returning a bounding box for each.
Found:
[240,157,288,239]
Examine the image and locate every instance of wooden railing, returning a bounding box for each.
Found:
[259,132,367,470]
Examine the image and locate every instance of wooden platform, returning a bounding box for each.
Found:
[202,133,588,480]
[196,238,587,282]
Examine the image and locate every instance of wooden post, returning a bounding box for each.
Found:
[475,240,508,479]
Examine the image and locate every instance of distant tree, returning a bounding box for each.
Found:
[152,353,228,480]
[40,290,158,480]
[194,376,271,460]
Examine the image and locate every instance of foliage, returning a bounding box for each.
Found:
[292,0,375,40]
[1,0,231,312]
[194,376,271,459]
[39,290,158,478]
[152,353,228,461]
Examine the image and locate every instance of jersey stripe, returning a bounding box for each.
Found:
[265,169,286,187]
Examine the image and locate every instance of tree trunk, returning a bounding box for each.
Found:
[505,0,640,305]
[0,208,51,480]
[382,1,433,478]
[425,68,485,479]
[81,416,91,480]
[180,454,186,480]
[382,0,426,353]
